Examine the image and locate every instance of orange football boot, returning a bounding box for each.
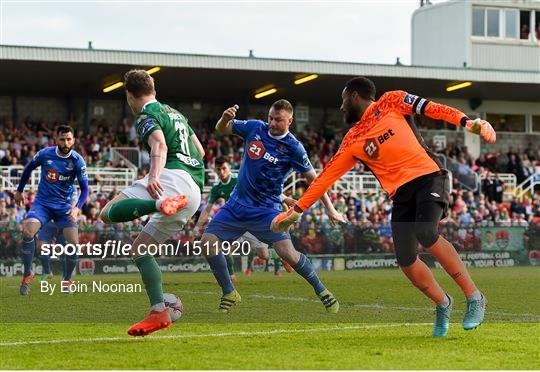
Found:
[127,310,171,337]
[160,195,188,216]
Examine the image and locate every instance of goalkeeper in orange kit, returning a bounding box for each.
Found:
[271,77,496,337]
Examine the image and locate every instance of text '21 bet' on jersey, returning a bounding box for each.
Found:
[229,119,312,210]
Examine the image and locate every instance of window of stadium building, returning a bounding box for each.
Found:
[473,7,485,36]
[473,7,501,37]
[533,115,540,133]
[505,9,519,39]
[520,10,532,40]
[486,113,526,132]
[473,7,524,40]
[487,8,500,37]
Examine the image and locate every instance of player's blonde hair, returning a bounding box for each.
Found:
[124,69,155,98]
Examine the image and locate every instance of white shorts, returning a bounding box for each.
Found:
[122,168,201,243]
[237,231,268,251]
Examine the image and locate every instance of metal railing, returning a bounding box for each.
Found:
[445,156,480,192]
[515,171,540,201]
[0,166,137,193]
[283,170,381,196]
[481,173,517,200]
[281,169,453,196]
[111,147,140,169]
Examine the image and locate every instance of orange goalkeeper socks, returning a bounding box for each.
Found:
[400,257,446,305]
[427,236,478,297]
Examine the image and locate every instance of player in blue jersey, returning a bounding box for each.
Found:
[15,125,89,295]
[201,100,346,313]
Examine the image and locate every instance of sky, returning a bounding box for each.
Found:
[0,0,430,65]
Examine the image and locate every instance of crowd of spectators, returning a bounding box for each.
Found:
[0,115,539,259]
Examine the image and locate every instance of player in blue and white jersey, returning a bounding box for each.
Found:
[15,125,88,295]
[202,100,346,313]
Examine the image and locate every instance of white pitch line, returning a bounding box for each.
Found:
[0,323,431,347]
[179,290,540,319]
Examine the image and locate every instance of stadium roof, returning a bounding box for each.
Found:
[1,44,539,105]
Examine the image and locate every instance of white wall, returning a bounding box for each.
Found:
[411,1,470,67]
[472,41,540,71]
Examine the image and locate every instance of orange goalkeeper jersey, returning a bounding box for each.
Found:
[296,90,469,211]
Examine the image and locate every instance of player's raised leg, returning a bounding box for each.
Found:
[416,201,486,331]
[273,239,339,313]
[100,193,188,223]
[201,232,241,313]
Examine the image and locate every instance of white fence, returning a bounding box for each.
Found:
[283,171,383,195]
[514,171,540,201]
[0,166,137,193]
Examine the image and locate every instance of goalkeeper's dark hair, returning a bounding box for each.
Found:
[215,156,229,167]
[56,125,73,136]
[344,77,376,101]
[124,69,155,98]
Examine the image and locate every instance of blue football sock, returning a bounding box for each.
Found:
[64,254,78,280]
[22,236,36,276]
[293,254,326,294]
[207,252,234,295]
[39,252,51,275]
[56,235,68,278]
[59,255,67,279]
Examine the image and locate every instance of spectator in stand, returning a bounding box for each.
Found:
[507,153,526,184]
[116,159,129,169]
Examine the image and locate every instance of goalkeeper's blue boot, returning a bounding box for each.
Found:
[433,294,452,338]
[463,293,486,330]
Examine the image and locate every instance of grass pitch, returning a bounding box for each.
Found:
[1,266,539,369]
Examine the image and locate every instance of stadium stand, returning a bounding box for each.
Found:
[0,113,538,259]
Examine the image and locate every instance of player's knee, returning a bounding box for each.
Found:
[415,224,439,249]
[395,250,417,267]
[99,207,111,224]
[22,231,35,241]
